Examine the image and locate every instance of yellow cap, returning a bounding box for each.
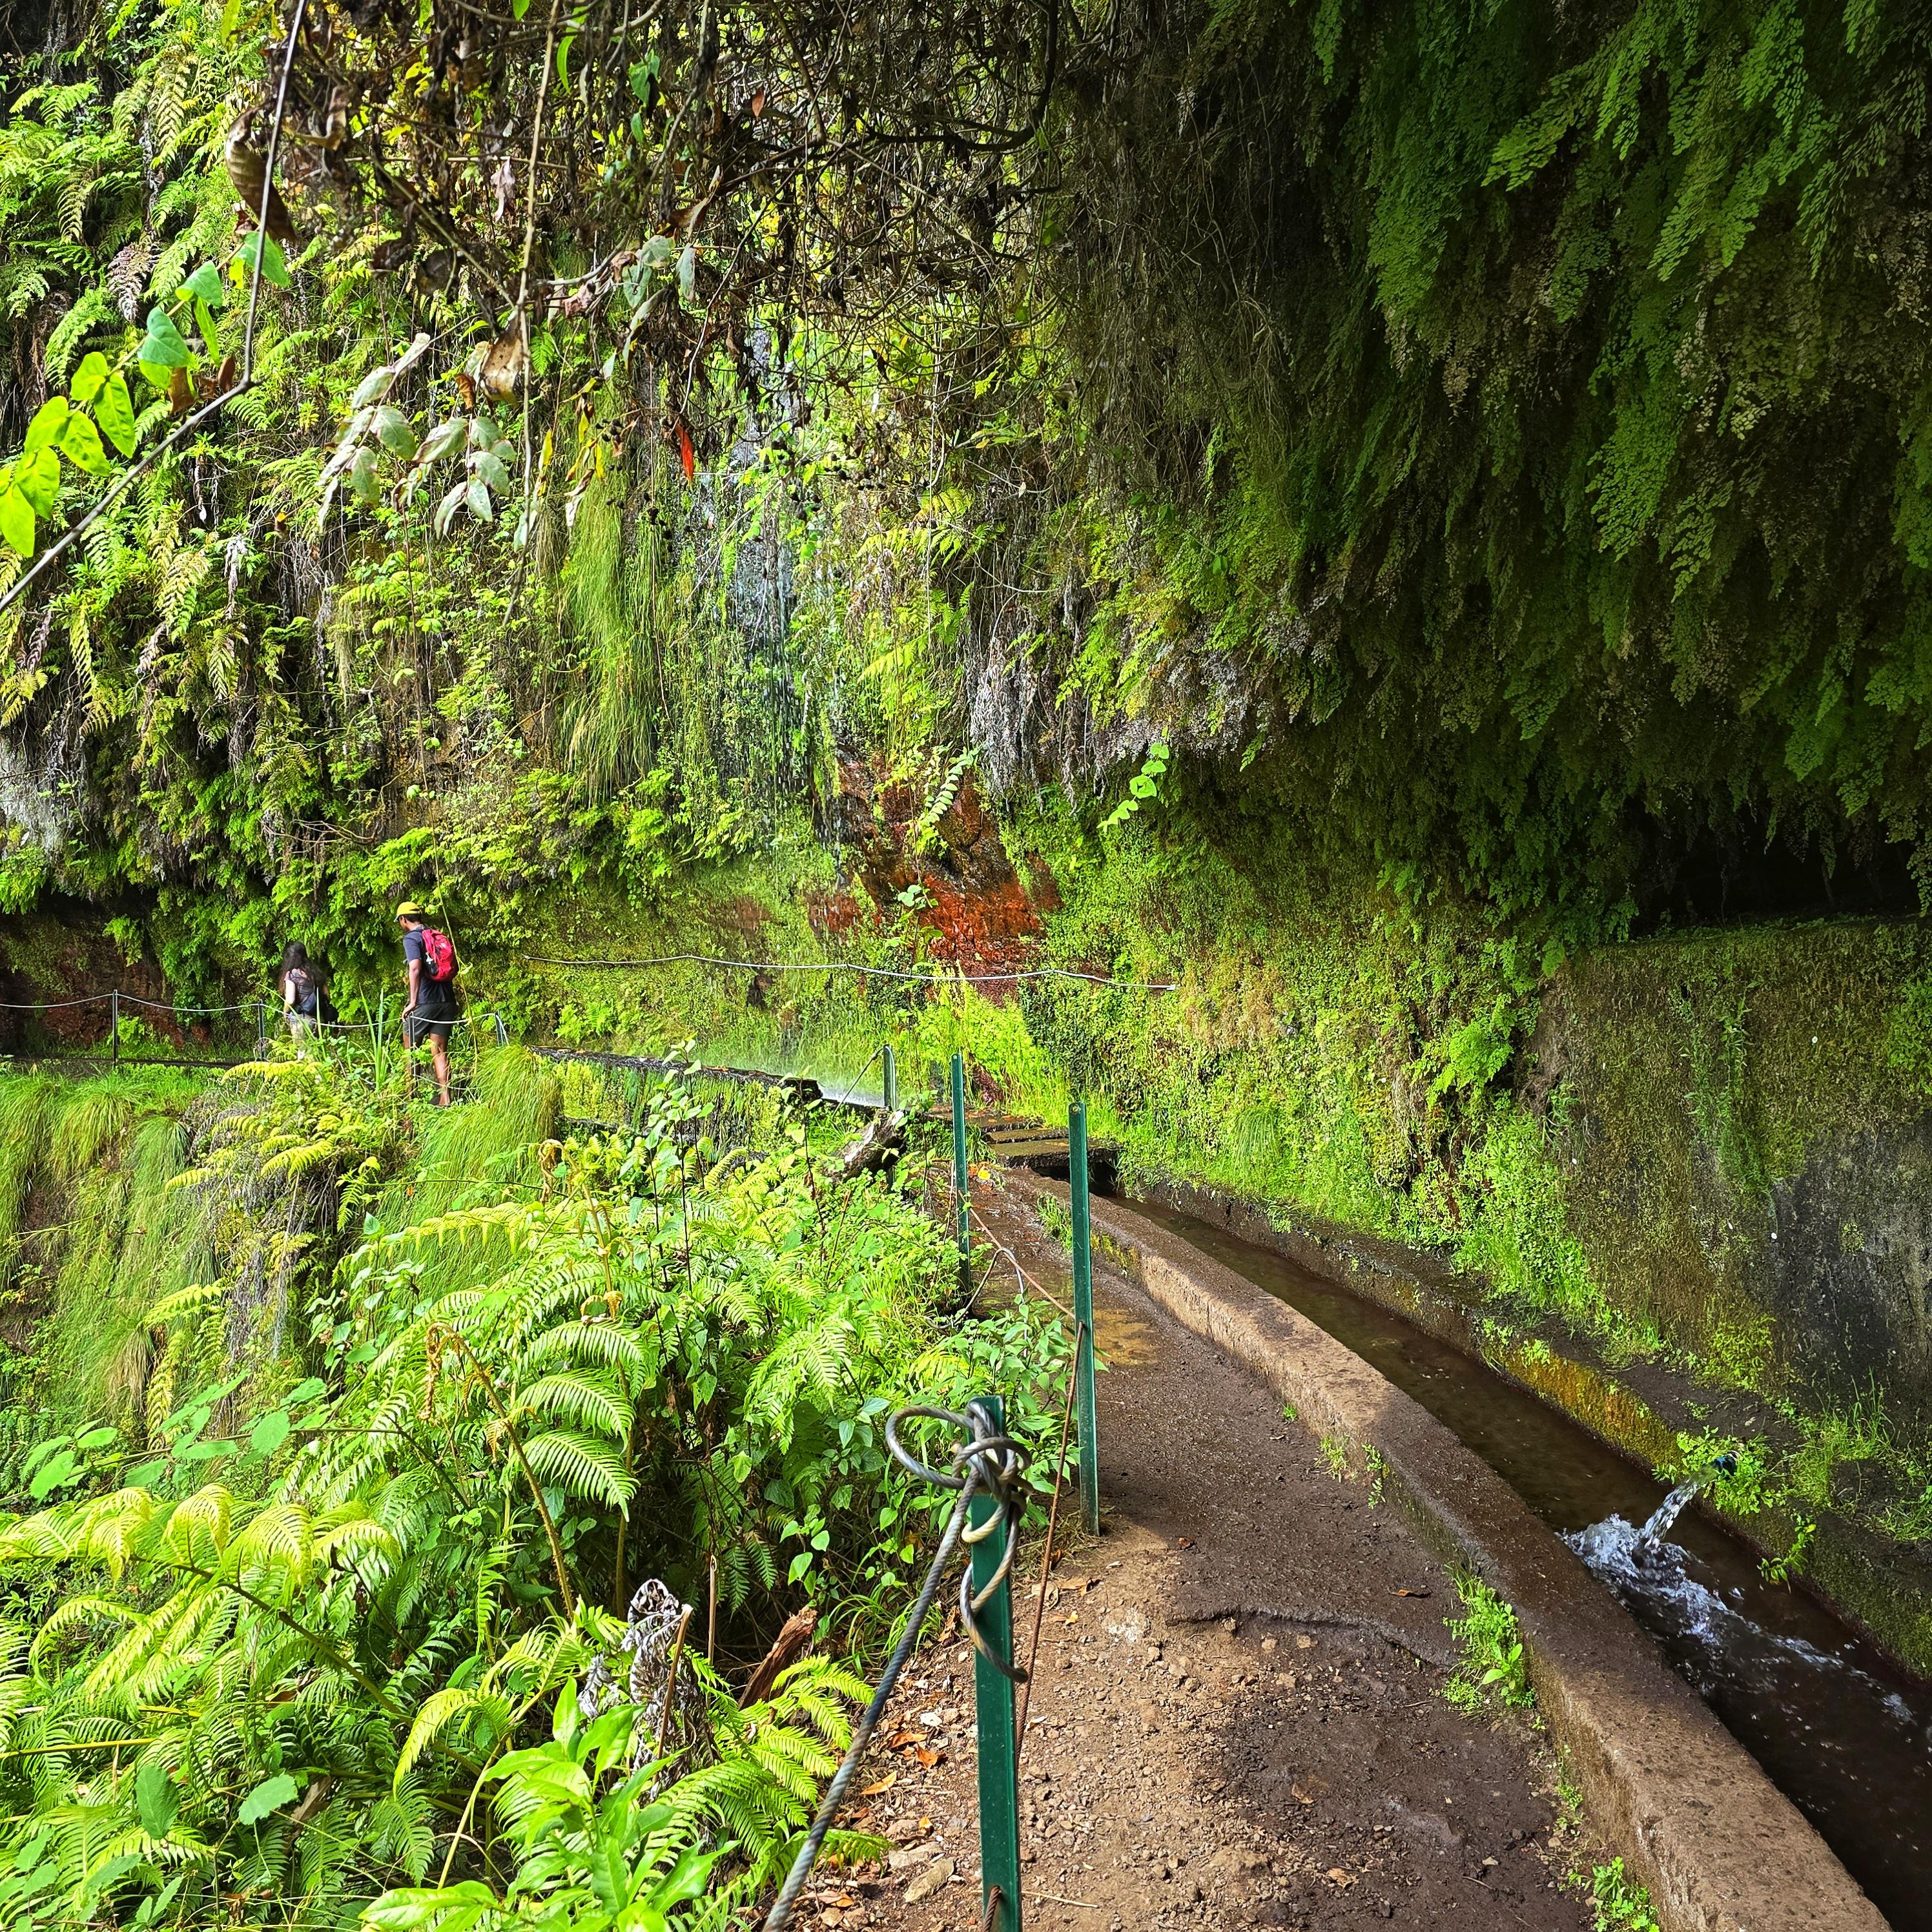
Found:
[395,901,423,920]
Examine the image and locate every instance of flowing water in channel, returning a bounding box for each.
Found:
[1124,1197,1932,1929]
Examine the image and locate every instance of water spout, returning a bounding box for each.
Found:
[1640,1478,1701,1543]
[1639,1454,1737,1546]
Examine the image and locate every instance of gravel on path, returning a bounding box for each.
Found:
[798,1173,1608,1932]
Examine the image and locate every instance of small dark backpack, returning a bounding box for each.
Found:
[419,927,457,981]
[289,967,337,1023]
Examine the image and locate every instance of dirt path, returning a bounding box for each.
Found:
[801,1171,1607,1932]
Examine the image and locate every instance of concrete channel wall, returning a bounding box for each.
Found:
[1014,1174,1887,1932]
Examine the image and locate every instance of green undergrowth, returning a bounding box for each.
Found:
[0,1067,211,1494]
[1576,1858,1662,1932]
[0,1043,1071,1927]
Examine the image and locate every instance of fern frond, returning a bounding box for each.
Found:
[520,1430,635,1510]
[520,1371,630,1437]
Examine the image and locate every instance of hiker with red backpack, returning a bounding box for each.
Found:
[396,901,460,1105]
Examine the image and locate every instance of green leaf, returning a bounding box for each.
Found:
[177,262,225,308]
[352,365,398,409]
[97,374,137,455]
[373,405,418,459]
[69,352,110,406]
[136,1762,178,1840]
[249,1410,291,1457]
[363,1882,500,1932]
[79,1853,140,1907]
[466,477,493,522]
[434,481,468,537]
[472,449,511,493]
[584,1831,628,1913]
[58,413,108,476]
[647,1840,730,1907]
[138,310,191,368]
[419,417,468,464]
[15,448,61,517]
[677,242,697,305]
[557,34,575,87]
[28,1449,77,1501]
[234,231,291,289]
[0,487,34,559]
[289,1377,327,1404]
[123,1459,167,1489]
[133,1873,184,1926]
[349,445,380,506]
[76,1426,117,1450]
[23,398,69,456]
[237,1773,299,1827]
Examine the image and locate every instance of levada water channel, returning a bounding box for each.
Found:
[1125,1198,1932,1929]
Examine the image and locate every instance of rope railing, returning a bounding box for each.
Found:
[522,949,1178,992]
[0,1001,903,1118]
[768,1108,1100,1932]
[0,989,495,1034]
[0,952,1171,1029]
[118,991,263,1016]
[0,988,513,1087]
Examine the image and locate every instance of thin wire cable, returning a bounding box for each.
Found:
[965,1189,1076,1319]
[1016,1324,1083,1756]
[119,992,260,1015]
[761,1457,982,1932]
[765,1402,1031,1931]
[522,951,1178,992]
[819,1039,887,1105]
[0,992,112,1011]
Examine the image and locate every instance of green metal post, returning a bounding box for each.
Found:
[1069,1100,1099,1536]
[969,1394,1022,1932]
[109,989,119,1066]
[882,1042,897,1115]
[951,1052,971,1297]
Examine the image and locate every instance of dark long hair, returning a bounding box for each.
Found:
[282,941,311,978]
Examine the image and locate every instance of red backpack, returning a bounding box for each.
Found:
[419,927,457,981]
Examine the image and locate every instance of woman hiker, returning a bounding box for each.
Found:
[396,901,460,1104]
[279,941,336,1039]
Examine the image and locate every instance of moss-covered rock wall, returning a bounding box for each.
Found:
[1538,924,1932,1411]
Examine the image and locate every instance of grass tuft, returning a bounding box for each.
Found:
[1443,1572,1534,1712]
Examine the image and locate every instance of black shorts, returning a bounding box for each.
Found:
[406,1009,456,1045]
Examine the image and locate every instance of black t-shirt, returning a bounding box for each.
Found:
[404,929,458,1014]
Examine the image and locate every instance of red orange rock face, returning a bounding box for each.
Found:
[819,757,1048,995]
